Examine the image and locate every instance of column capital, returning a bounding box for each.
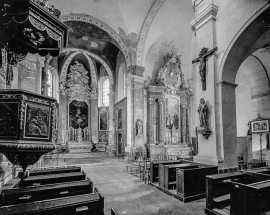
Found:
[127,65,145,77]
[158,99,164,105]
[191,3,218,32]
[148,97,155,104]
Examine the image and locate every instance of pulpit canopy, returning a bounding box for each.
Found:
[0,0,68,65]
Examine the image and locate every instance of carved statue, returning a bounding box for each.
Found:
[136,119,143,136]
[197,98,208,128]
[192,47,218,91]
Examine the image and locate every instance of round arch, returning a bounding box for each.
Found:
[60,13,130,67]
[61,48,114,85]
[219,4,270,83]
[217,3,270,169]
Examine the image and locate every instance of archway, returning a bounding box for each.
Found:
[218,5,270,169]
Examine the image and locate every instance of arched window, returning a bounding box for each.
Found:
[117,63,126,101]
[102,79,110,106]
[47,69,53,97]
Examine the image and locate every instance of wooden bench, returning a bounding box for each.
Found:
[176,164,218,202]
[0,187,104,215]
[28,166,81,176]
[150,160,189,183]
[159,163,198,189]
[19,171,86,187]
[229,178,270,215]
[0,178,93,206]
[205,171,270,215]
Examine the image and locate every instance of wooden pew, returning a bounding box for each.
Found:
[205,171,245,213]
[159,163,198,189]
[0,178,93,206]
[205,172,270,215]
[111,208,119,215]
[150,159,191,183]
[28,166,81,176]
[229,178,270,215]
[19,171,86,187]
[176,164,218,202]
[0,187,104,215]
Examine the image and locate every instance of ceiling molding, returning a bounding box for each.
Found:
[60,13,130,67]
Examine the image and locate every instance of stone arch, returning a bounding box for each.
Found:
[60,13,130,67]
[136,0,166,66]
[219,4,270,83]
[61,48,114,84]
[217,4,270,169]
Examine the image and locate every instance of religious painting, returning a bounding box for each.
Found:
[69,100,88,129]
[24,103,51,139]
[0,102,20,138]
[99,131,108,143]
[117,108,123,130]
[250,119,269,133]
[165,97,179,129]
[99,110,108,131]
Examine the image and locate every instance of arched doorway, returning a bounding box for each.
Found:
[219,5,270,169]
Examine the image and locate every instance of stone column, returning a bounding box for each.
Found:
[217,81,238,170]
[126,66,145,151]
[148,98,154,144]
[191,3,220,166]
[90,98,99,144]
[158,99,164,144]
[57,87,68,144]
[108,88,115,152]
[182,105,187,144]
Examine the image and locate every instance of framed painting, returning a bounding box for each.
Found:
[250,119,269,133]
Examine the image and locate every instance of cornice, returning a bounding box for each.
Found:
[191,4,218,32]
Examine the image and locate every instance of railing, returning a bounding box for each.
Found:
[238,160,268,170]
[68,127,91,142]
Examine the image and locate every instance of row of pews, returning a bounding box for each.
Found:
[150,159,218,202]
[146,158,270,214]
[205,168,270,215]
[0,166,109,215]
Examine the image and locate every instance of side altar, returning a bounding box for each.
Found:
[146,53,191,158]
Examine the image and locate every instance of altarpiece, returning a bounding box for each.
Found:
[146,53,191,157]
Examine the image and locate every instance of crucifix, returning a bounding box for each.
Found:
[192,47,218,91]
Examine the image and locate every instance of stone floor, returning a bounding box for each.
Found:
[64,152,207,215]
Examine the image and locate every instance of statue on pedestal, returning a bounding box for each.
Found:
[197,98,211,139]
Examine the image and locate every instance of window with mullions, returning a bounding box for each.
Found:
[102,79,110,106]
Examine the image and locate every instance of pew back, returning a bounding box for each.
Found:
[176,165,217,202]
[0,187,104,215]
[19,171,86,187]
[0,178,93,206]
[28,166,81,176]
[150,160,191,183]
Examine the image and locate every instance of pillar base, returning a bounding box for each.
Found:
[193,154,219,166]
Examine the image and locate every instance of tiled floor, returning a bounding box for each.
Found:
[70,153,206,215]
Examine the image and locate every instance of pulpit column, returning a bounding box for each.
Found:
[108,88,115,151]
[158,99,164,144]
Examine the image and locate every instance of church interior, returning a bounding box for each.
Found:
[0,0,270,214]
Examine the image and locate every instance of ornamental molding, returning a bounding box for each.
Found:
[191,4,218,32]
[136,0,166,66]
[60,13,130,67]
[127,65,145,77]
[216,80,238,89]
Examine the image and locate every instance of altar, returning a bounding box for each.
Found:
[146,53,191,158]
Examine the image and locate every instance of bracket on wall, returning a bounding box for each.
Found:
[196,127,211,139]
